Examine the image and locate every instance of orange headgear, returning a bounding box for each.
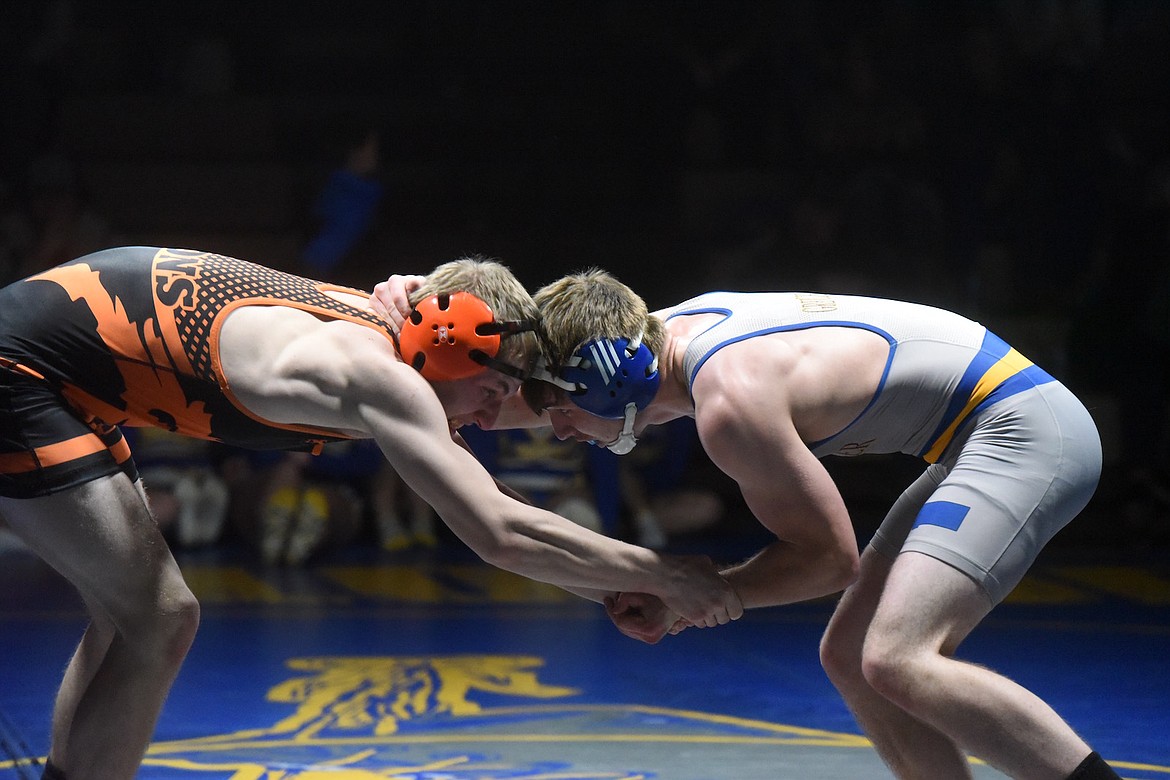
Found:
[396,291,536,381]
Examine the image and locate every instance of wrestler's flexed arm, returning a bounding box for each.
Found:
[693,342,860,610]
[361,353,741,626]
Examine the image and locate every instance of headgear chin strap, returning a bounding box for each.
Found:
[606,408,641,455]
[534,333,660,454]
[397,291,535,381]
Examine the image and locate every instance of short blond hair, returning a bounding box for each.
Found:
[533,268,664,367]
[412,255,544,375]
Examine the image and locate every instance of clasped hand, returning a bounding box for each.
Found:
[608,555,742,644]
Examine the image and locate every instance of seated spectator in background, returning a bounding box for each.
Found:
[618,417,724,544]
[228,438,439,563]
[460,425,670,545]
[123,428,230,550]
[374,455,438,552]
[226,440,391,566]
[461,426,611,534]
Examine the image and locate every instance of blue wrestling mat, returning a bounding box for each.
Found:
[1,541,1168,779]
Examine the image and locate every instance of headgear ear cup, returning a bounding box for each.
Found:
[397,292,504,381]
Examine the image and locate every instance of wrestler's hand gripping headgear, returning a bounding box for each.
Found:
[397,291,536,381]
[533,333,660,455]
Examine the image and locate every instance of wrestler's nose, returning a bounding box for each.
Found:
[548,415,576,441]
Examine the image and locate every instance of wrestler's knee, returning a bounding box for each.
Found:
[162,582,201,663]
[112,575,200,666]
[819,622,865,689]
[859,627,923,705]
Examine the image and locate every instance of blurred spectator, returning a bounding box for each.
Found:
[461,425,668,548]
[225,438,440,565]
[225,444,367,567]
[300,129,385,287]
[222,126,396,564]
[125,428,230,550]
[372,457,438,552]
[618,418,724,544]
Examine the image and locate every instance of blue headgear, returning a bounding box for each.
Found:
[535,333,660,454]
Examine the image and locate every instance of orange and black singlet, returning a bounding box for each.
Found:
[0,246,393,497]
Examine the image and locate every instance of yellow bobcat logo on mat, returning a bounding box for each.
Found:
[264,655,579,737]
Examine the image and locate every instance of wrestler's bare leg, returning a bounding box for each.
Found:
[822,545,975,779]
[47,593,116,767]
[862,551,1093,780]
[0,475,200,780]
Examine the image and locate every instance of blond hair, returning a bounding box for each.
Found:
[412,255,544,374]
[533,268,664,367]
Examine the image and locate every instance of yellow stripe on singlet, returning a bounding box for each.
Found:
[922,346,1034,463]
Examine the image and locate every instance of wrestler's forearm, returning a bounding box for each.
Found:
[558,585,616,604]
[721,540,857,609]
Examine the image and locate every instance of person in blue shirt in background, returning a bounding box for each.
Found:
[299,129,384,285]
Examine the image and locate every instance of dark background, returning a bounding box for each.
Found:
[2,0,1168,551]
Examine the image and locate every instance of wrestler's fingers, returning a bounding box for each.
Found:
[369,293,389,320]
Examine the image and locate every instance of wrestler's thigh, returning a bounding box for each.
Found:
[870,551,994,655]
[903,387,1100,605]
[0,473,184,619]
[829,464,948,643]
[870,463,948,558]
[824,544,897,650]
[0,370,138,499]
